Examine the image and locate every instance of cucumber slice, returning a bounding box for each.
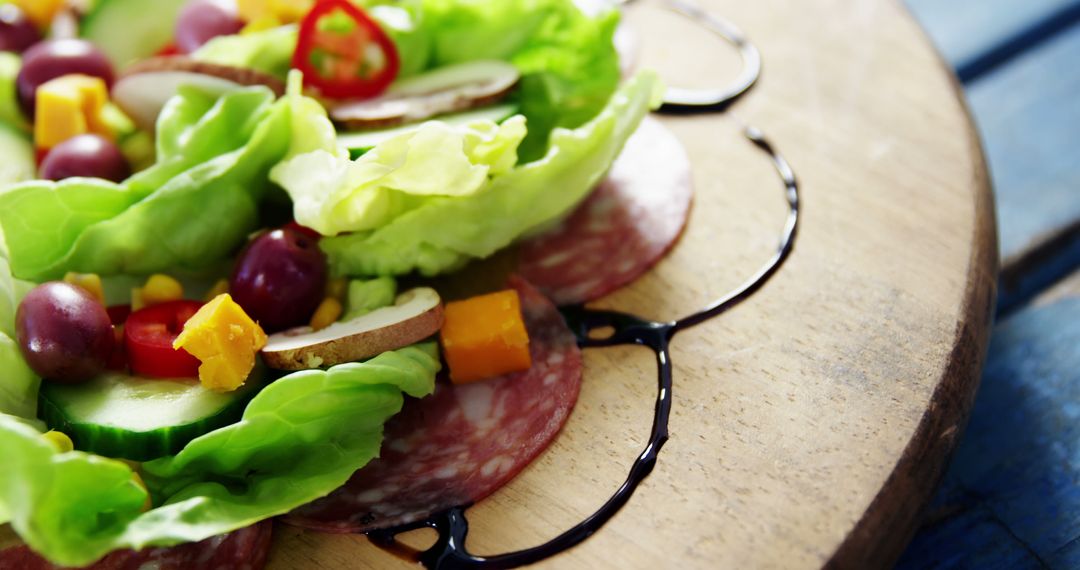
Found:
[39,369,265,461]
[339,103,520,158]
[0,124,35,187]
[82,0,187,68]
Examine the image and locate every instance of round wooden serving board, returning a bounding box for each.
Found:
[272,0,997,568]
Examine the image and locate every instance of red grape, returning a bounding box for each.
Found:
[0,4,41,54]
[16,39,114,117]
[16,282,114,383]
[40,134,130,182]
[230,227,328,333]
[175,0,244,54]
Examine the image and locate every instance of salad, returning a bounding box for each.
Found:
[0,0,664,567]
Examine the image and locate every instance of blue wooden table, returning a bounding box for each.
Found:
[898,1,1080,567]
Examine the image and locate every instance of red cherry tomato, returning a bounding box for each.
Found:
[124,300,203,378]
[292,0,400,99]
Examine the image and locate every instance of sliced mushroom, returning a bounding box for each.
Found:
[331,60,520,130]
[112,56,286,131]
[261,287,444,371]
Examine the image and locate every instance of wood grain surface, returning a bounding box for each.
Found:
[270,0,997,568]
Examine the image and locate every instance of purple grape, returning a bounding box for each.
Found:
[16,282,114,384]
[40,134,130,182]
[175,0,244,54]
[16,39,115,117]
[0,4,41,54]
[230,227,328,333]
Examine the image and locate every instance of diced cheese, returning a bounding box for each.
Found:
[173,294,268,393]
[439,290,532,384]
[12,0,63,29]
[34,74,112,150]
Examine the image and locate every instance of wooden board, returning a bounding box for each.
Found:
[897,292,1080,569]
[271,0,997,568]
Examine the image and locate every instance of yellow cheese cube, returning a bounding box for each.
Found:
[34,74,111,150]
[12,0,63,29]
[173,294,268,392]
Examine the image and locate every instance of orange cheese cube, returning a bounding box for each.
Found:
[173,294,268,392]
[12,0,63,29]
[439,290,532,384]
[34,74,112,150]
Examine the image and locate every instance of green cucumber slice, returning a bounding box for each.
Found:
[81,0,188,68]
[339,103,520,158]
[39,369,264,461]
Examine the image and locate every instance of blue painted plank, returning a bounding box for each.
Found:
[904,0,1080,74]
[966,24,1080,307]
[898,297,1080,568]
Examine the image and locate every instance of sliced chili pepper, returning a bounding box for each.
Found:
[292,0,399,99]
[124,300,203,379]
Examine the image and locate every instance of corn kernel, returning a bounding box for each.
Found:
[63,272,105,304]
[131,472,152,512]
[131,287,146,311]
[326,277,348,301]
[42,430,74,453]
[204,279,230,302]
[141,274,184,307]
[309,297,343,332]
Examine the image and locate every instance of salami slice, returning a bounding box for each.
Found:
[519,117,693,305]
[0,521,273,570]
[285,276,583,533]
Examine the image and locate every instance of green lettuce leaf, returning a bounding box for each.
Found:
[0,76,337,282]
[312,71,660,277]
[272,115,527,235]
[345,276,397,319]
[1,343,439,567]
[0,254,38,420]
[0,52,28,132]
[193,25,299,79]
[420,0,620,160]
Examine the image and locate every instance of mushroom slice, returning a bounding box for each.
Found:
[261,287,444,371]
[112,56,286,131]
[331,60,520,130]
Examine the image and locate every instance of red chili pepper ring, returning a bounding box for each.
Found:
[292,0,401,99]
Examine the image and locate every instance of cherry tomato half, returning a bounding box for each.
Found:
[292,0,400,99]
[124,300,202,378]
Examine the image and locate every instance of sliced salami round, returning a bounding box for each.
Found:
[519,117,693,305]
[285,276,583,533]
[0,521,273,570]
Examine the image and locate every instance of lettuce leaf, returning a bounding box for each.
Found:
[308,71,660,277]
[0,77,337,282]
[0,343,439,567]
[0,254,38,419]
[420,0,620,160]
[272,115,527,235]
